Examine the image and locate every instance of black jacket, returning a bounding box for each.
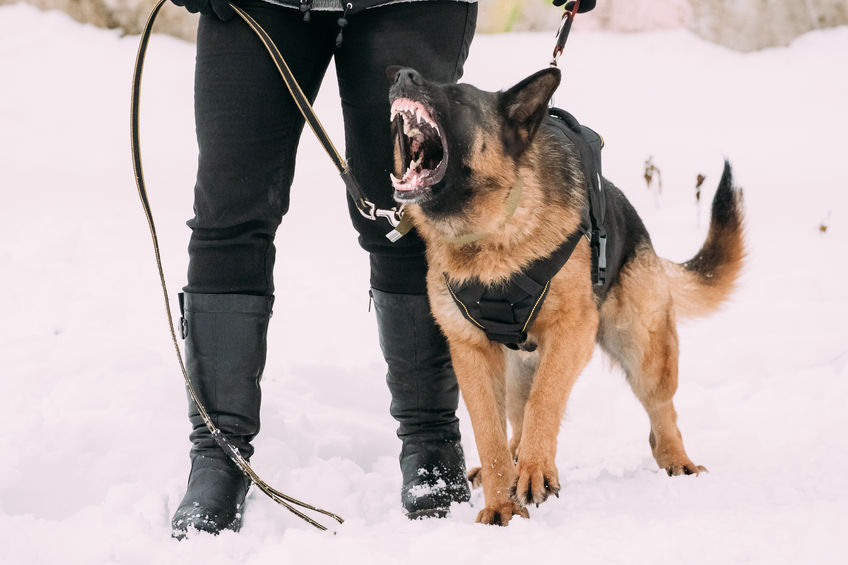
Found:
[271,0,475,17]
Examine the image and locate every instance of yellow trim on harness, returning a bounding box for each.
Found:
[521,280,550,333]
[445,280,486,330]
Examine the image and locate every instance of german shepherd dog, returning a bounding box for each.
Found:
[387,66,744,525]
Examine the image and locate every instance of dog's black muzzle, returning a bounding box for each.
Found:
[388,66,424,96]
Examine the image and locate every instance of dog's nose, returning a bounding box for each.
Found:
[393,67,423,87]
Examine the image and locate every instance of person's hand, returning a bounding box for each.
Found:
[553,0,597,12]
[172,0,235,21]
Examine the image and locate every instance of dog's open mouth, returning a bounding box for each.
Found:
[390,98,448,202]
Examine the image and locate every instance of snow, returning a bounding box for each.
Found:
[1,4,847,564]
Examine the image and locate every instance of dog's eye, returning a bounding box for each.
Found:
[451,99,465,106]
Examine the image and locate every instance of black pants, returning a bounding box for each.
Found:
[186,0,477,295]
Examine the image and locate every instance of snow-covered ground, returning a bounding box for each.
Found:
[1,4,847,564]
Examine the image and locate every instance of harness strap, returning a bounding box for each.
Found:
[445,228,585,348]
[131,0,343,531]
[548,108,607,286]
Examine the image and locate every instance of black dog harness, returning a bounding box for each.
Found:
[445,108,608,349]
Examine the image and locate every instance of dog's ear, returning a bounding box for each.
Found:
[500,67,561,157]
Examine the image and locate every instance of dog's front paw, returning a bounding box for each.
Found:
[511,459,561,507]
[475,502,529,526]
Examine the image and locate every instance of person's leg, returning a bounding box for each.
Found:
[369,288,470,518]
[186,3,338,297]
[172,2,337,537]
[334,1,478,518]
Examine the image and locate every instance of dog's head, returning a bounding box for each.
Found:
[388,67,561,218]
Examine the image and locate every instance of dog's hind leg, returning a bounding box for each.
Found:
[505,351,537,461]
[599,252,706,476]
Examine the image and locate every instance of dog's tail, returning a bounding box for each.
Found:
[665,160,746,319]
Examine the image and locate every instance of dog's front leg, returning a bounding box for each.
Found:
[513,326,595,507]
[449,339,529,525]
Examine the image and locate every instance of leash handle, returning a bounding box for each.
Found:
[131,0,343,531]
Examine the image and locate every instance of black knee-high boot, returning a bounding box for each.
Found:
[371,288,471,518]
[171,292,273,538]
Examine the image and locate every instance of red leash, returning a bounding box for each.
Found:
[551,0,581,66]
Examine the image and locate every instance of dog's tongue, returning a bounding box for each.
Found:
[392,114,407,174]
[392,135,428,192]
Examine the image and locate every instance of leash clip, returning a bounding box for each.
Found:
[551,0,580,67]
[376,203,406,228]
[357,198,377,221]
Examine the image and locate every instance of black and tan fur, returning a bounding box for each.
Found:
[388,67,745,525]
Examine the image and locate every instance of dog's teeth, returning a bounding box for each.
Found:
[402,167,421,184]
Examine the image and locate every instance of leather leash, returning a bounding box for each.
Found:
[131,0,345,532]
[231,2,412,241]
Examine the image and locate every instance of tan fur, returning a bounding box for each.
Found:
[664,207,746,319]
[596,247,705,475]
